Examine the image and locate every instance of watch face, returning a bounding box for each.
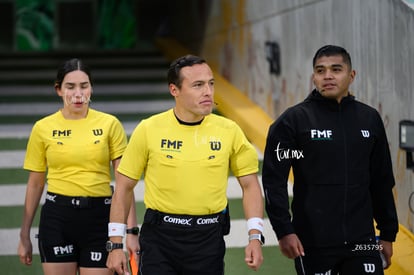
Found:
[106,241,113,252]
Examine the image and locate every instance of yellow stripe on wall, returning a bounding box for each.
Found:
[384,224,414,275]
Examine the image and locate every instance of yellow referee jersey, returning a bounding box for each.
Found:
[118,109,258,215]
[24,109,127,197]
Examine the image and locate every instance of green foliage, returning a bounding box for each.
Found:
[15,0,54,51]
[14,0,138,50]
[98,0,137,49]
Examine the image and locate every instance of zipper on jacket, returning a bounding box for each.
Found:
[338,102,349,244]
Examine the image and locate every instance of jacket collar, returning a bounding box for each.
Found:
[306,89,355,105]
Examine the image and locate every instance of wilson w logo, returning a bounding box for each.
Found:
[361,130,370,138]
[90,251,102,261]
[92,129,103,136]
[210,141,221,151]
[363,263,376,273]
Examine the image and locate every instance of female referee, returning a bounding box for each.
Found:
[17,58,138,275]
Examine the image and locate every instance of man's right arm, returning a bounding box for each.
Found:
[262,121,304,259]
[261,121,295,239]
[106,173,137,274]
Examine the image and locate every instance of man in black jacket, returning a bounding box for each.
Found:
[262,45,398,275]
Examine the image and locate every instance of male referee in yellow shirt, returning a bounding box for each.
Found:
[106,55,264,275]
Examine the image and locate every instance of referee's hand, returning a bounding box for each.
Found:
[18,237,33,266]
[107,249,130,275]
[245,240,264,271]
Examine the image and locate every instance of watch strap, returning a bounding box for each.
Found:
[126,227,139,235]
[112,243,123,249]
[248,233,265,245]
[106,240,123,252]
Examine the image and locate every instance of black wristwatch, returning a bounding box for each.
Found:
[126,226,139,235]
[249,233,265,245]
[106,240,123,252]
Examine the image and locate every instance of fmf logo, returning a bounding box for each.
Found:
[161,139,183,150]
[52,129,71,137]
[311,129,333,140]
[53,245,74,256]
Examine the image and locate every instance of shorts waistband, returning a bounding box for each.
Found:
[144,208,226,228]
[45,192,112,208]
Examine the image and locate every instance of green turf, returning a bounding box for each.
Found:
[0,205,29,228]
[0,168,29,184]
[0,116,40,124]
[0,138,28,150]
[0,247,296,275]
[225,246,295,274]
[0,255,44,275]
[0,205,40,228]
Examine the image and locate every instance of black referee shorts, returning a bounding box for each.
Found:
[37,192,112,268]
[138,208,228,275]
[294,244,385,275]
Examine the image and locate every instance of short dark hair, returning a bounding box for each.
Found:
[312,45,352,69]
[167,55,206,88]
[55,58,92,88]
